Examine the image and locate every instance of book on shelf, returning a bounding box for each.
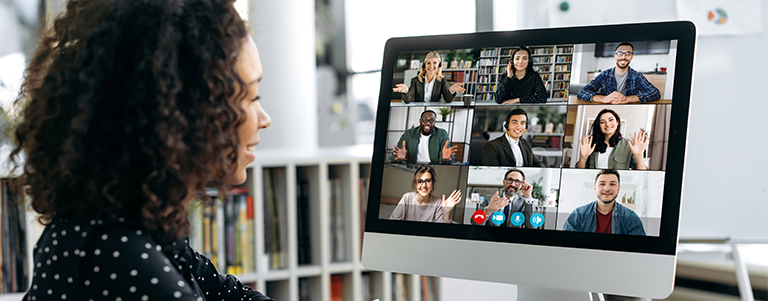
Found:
[393,273,409,301]
[263,168,287,270]
[297,178,312,265]
[421,275,430,301]
[226,186,253,275]
[548,136,562,149]
[190,188,230,272]
[1,180,28,293]
[329,178,347,262]
[531,136,550,148]
[361,272,373,301]
[299,278,311,301]
[451,71,464,83]
[330,275,343,301]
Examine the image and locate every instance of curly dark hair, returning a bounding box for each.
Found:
[10,0,251,245]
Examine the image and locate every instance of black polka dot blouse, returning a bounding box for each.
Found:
[24,216,274,301]
[494,71,548,104]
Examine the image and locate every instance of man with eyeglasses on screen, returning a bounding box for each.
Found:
[478,168,536,228]
[577,42,661,104]
[390,110,457,164]
[563,169,646,235]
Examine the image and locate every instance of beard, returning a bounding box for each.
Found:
[616,60,630,69]
[420,126,433,136]
[504,185,518,198]
[598,194,617,204]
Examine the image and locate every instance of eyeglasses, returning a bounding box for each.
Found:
[421,118,435,123]
[504,178,523,185]
[614,51,634,57]
[416,178,434,185]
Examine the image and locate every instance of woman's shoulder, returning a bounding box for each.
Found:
[38,215,153,252]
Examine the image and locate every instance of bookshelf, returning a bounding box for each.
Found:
[0,145,441,301]
[479,45,574,102]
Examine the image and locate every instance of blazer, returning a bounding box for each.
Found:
[482,134,544,167]
[480,194,533,228]
[402,76,456,103]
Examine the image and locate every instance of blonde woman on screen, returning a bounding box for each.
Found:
[392,51,465,103]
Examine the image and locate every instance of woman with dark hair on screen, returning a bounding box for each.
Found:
[494,46,548,104]
[392,51,466,103]
[575,109,649,170]
[13,0,273,299]
[389,166,462,223]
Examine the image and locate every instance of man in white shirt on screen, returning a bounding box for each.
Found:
[390,110,457,164]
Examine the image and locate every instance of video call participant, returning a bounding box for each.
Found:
[563,169,646,235]
[575,109,648,170]
[478,169,534,228]
[392,51,466,103]
[482,108,544,167]
[494,47,547,104]
[389,166,462,223]
[576,42,661,104]
[390,110,458,164]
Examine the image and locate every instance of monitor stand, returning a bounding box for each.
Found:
[517,286,602,301]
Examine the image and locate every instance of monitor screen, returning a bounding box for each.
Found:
[363,21,696,298]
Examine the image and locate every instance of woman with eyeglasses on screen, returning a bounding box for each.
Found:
[392,51,466,103]
[575,109,649,170]
[389,166,461,223]
[494,46,548,104]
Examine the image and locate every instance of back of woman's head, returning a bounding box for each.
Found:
[11,0,250,243]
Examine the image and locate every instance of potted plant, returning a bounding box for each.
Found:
[438,107,453,121]
[531,178,546,207]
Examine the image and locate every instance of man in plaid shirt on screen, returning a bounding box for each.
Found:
[577,42,661,104]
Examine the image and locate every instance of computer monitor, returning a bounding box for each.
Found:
[362,21,696,298]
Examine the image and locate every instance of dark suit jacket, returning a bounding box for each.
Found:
[402,76,456,103]
[482,134,544,167]
[481,194,533,228]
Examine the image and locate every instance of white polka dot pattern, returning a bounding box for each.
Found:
[24,216,274,300]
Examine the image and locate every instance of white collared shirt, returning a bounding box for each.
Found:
[504,133,524,167]
[424,77,436,102]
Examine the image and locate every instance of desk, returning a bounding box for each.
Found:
[567,95,672,105]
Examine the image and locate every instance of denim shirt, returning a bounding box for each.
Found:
[563,201,646,236]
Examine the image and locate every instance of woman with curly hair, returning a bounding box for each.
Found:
[12,0,273,299]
